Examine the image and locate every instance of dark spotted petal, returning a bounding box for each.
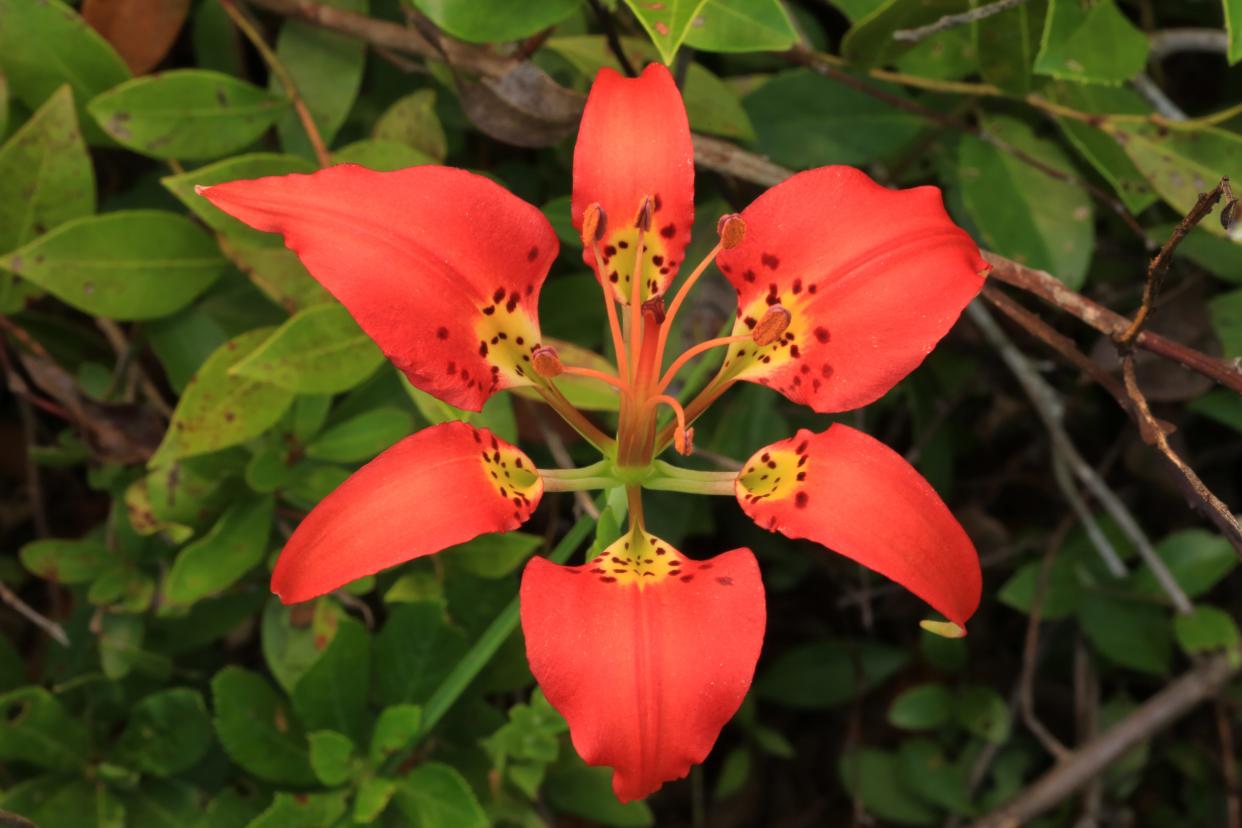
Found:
[200,165,558,412]
[714,166,987,413]
[735,424,980,628]
[571,64,694,303]
[272,422,541,604]
[520,532,764,802]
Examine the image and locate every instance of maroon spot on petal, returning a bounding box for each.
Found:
[527,246,539,261]
[680,575,695,582]
[795,491,809,509]
[660,223,676,239]
[604,244,617,257]
[609,271,619,283]
[790,345,801,359]
[482,305,495,315]
[653,193,663,211]
[795,440,808,454]
[479,341,489,357]
[743,269,756,283]
[601,576,617,583]
[821,363,833,378]
[814,327,830,343]
[717,577,733,586]
[436,327,449,339]
[761,253,780,270]
[652,254,664,266]
[493,288,506,303]
[796,471,807,481]
[505,295,520,313]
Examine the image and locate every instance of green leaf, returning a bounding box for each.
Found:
[88,69,286,160]
[1174,605,1241,654]
[331,137,436,171]
[897,738,974,815]
[261,598,341,693]
[743,69,923,168]
[230,302,384,393]
[125,779,202,828]
[165,497,274,606]
[1129,528,1238,599]
[161,153,317,239]
[99,612,170,680]
[1154,224,1242,285]
[5,210,226,319]
[115,688,213,777]
[953,685,1011,743]
[211,666,316,786]
[193,788,267,828]
[1191,388,1242,432]
[973,0,1046,93]
[756,639,908,709]
[1034,0,1148,85]
[0,85,94,255]
[273,0,367,159]
[713,747,751,800]
[684,0,797,53]
[150,328,296,467]
[2,777,125,828]
[370,704,424,763]
[403,378,518,442]
[682,63,755,142]
[353,778,398,823]
[1227,0,1242,64]
[839,748,937,825]
[1078,595,1173,675]
[888,683,953,730]
[373,602,469,706]
[374,89,448,162]
[394,762,487,828]
[956,116,1094,288]
[841,0,971,68]
[621,0,710,63]
[220,241,334,312]
[1210,287,1242,358]
[293,617,371,742]
[998,555,1082,618]
[244,791,349,828]
[20,537,110,583]
[1100,122,1241,240]
[308,730,355,786]
[0,687,90,771]
[545,762,655,826]
[447,532,543,579]
[408,0,580,44]
[305,407,413,462]
[0,0,130,120]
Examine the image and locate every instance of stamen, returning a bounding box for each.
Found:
[562,365,628,392]
[752,305,791,346]
[653,227,727,376]
[657,334,752,393]
[581,202,606,246]
[628,196,654,377]
[717,213,746,249]
[643,394,693,456]
[532,346,564,378]
[583,210,628,379]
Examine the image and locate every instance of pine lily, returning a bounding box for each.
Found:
[199,63,987,802]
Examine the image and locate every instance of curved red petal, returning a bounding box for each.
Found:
[521,532,764,802]
[273,421,542,604]
[200,165,559,411]
[572,64,695,302]
[735,424,980,627]
[715,166,987,412]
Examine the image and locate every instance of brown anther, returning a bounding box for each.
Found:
[531,346,564,378]
[581,202,606,245]
[635,197,653,231]
[674,426,695,456]
[641,296,666,324]
[752,305,791,346]
[717,213,746,249]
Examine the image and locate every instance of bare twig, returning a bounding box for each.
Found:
[0,581,69,647]
[893,0,1031,43]
[536,416,601,520]
[1074,637,1103,828]
[95,319,172,417]
[1149,28,1230,60]
[587,0,637,77]
[971,651,1240,828]
[1131,74,1188,121]
[1019,519,1073,760]
[221,0,332,167]
[0,808,39,828]
[1051,453,1125,578]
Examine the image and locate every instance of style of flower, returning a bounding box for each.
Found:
[199,63,988,802]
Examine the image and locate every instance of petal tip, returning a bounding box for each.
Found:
[920,619,967,639]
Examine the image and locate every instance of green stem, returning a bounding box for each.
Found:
[538,460,612,480]
[541,476,618,492]
[644,460,737,494]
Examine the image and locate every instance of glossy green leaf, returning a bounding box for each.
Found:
[998,555,1082,618]
[0,687,90,772]
[1209,287,1242,358]
[957,116,1094,288]
[621,0,710,64]
[408,0,580,44]
[756,639,908,709]
[20,537,110,584]
[839,748,938,826]
[88,70,286,160]
[0,85,94,255]
[447,531,543,579]
[393,762,488,828]
[100,613,168,681]
[888,683,953,730]
[331,137,436,171]
[1033,0,1148,85]
[162,153,317,239]
[373,602,469,706]
[5,211,226,319]
[115,688,212,777]
[220,241,334,312]
[1130,528,1238,598]
[273,0,367,159]
[244,791,348,828]
[1078,595,1172,675]
[744,69,923,168]
[953,684,1011,743]
[370,704,423,763]
[150,328,295,467]
[1174,605,1241,654]
[230,303,384,393]
[308,731,356,786]
[211,666,316,786]
[683,0,798,53]
[897,738,973,816]
[293,617,370,742]
[0,0,130,118]
[305,407,413,462]
[261,598,343,694]
[1227,0,1242,64]
[841,0,970,68]
[374,89,448,162]
[403,378,518,442]
[973,0,1046,93]
[353,778,398,823]
[165,497,273,606]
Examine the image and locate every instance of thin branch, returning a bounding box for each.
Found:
[587,0,637,77]
[1219,697,1242,828]
[1149,28,1230,60]
[893,0,1031,43]
[1131,73,1188,121]
[221,0,332,167]
[1019,519,1073,760]
[0,581,69,647]
[971,651,1240,828]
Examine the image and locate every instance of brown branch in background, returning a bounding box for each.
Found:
[95,319,172,417]
[1149,28,1231,59]
[1218,698,1242,828]
[1019,519,1073,760]
[971,651,1240,828]
[893,0,1031,43]
[220,0,332,167]
[586,0,637,77]
[0,582,69,647]
[1118,178,1230,346]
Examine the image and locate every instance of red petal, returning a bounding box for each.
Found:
[200,165,558,411]
[735,424,980,627]
[572,64,695,302]
[273,422,542,603]
[715,166,987,412]
[521,532,764,801]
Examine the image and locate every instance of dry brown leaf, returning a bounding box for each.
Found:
[83,0,191,75]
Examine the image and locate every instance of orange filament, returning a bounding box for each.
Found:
[589,236,629,381]
[562,365,628,393]
[642,394,692,455]
[628,197,653,378]
[657,334,752,394]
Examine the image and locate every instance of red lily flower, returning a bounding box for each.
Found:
[199,62,986,803]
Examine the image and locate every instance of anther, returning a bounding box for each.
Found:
[752,305,792,346]
[673,426,695,456]
[581,202,606,245]
[531,346,564,378]
[635,197,653,231]
[717,213,746,249]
